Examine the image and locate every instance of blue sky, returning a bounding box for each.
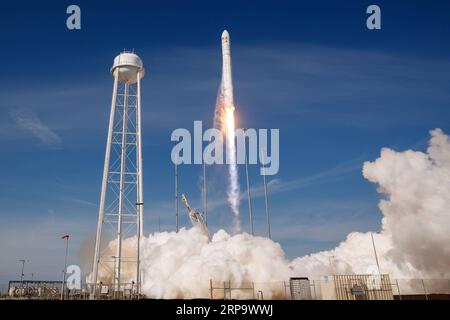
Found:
[1,0,450,285]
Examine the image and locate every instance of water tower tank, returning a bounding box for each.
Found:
[110,52,145,84]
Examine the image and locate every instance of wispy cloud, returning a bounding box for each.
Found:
[2,44,449,142]
[11,108,62,146]
[137,44,450,132]
[207,157,362,211]
[63,197,97,207]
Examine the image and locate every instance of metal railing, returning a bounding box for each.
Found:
[209,277,450,300]
[2,277,450,300]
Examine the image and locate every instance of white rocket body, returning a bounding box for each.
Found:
[221,30,234,109]
[181,194,210,238]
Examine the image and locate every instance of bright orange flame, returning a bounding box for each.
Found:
[224,104,240,231]
[225,105,235,142]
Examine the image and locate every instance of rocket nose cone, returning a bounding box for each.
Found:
[222,30,230,40]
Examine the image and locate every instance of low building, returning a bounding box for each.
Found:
[8,280,62,299]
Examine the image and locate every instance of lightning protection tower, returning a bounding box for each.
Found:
[91,52,145,298]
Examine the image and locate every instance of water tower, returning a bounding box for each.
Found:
[91,52,145,298]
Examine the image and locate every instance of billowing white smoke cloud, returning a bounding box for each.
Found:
[95,129,450,297]
[364,128,450,278]
[134,228,292,298]
[291,128,450,283]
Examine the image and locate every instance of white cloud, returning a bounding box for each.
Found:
[11,108,62,145]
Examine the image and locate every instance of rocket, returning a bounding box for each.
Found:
[181,194,210,238]
[221,30,234,110]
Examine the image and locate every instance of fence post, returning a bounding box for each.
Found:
[210,279,213,299]
[252,282,255,299]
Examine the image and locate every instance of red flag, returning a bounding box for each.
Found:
[61,234,69,239]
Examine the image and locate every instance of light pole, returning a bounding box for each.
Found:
[18,259,28,297]
[61,234,69,300]
[260,148,271,239]
[19,259,26,282]
[175,150,179,233]
[203,162,208,225]
[18,259,28,296]
[243,128,254,235]
[370,232,381,275]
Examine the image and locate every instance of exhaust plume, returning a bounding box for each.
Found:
[291,128,450,285]
[91,129,450,297]
[214,78,241,232]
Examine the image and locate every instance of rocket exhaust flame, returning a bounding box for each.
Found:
[225,105,240,232]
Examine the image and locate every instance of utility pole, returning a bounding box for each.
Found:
[243,128,254,235]
[370,232,381,275]
[260,148,271,239]
[61,234,69,300]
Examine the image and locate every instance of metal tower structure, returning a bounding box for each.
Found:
[91,52,145,298]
